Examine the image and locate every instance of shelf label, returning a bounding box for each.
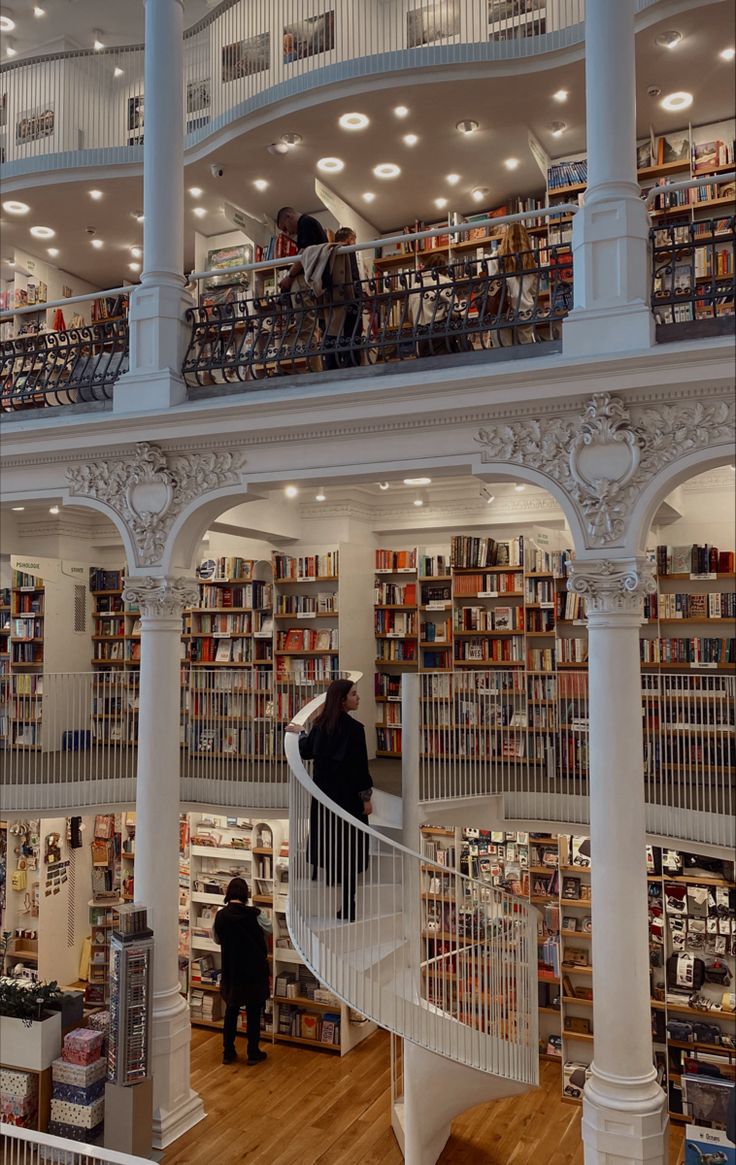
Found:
[694,662,718,669]
[387,696,401,702]
[572,620,587,626]
[212,633,231,638]
[427,601,449,610]
[690,572,717,581]
[478,591,499,598]
[540,603,555,609]
[296,612,316,619]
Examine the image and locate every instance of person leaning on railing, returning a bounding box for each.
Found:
[487,222,538,347]
[413,252,471,357]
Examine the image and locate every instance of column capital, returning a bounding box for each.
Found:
[123,575,198,617]
[568,556,656,617]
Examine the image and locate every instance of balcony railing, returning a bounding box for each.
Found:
[650,212,736,337]
[0,318,129,411]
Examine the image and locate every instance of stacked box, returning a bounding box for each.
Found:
[62,1029,104,1065]
[0,1068,37,1129]
[50,1095,104,1129]
[86,1010,111,1034]
[47,1119,104,1143]
[52,1079,105,1105]
[51,1057,106,1088]
[0,1069,38,1099]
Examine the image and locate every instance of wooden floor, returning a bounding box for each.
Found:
[162,1029,685,1165]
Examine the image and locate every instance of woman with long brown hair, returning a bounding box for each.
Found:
[287,679,373,921]
[492,221,538,346]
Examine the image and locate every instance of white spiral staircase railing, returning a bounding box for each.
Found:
[284,672,538,1158]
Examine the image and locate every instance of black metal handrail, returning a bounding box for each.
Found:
[182,247,573,387]
[650,214,736,330]
[0,319,129,411]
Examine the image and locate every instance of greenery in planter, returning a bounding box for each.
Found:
[0,976,61,1025]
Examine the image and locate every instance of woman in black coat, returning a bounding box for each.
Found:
[213,877,269,1065]
[290,679,373,921]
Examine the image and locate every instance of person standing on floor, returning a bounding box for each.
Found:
[287,680,373,921]
[275,206,328,293]
[490,221,538,347]
[213,876,269,1065]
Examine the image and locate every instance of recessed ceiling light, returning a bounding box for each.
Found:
[113,66,124,77]
[89,189,103,200]
[472,188,488,203]
[402,133,419,147]
[128,263,140,272]
[280,132,303,146]
[285,485,298,499]
[5,42,16,57]
[338,112,369,130]
[413,498,424,507]
[93,31,104,50]
[551,121,566,137]
[373,163,400,179]
[93,39,104,51]
[34,4,46,13]
[253,179,269,191]
[484,493,495,505]
[315,491,326,502]
[446,174,461,186]
[504,157,520,170]
[404,477,432,486]
[394,106,409,118]
[660,91,693,111]
[456,119,479,135]
[553,89,569,103]
[317,157,344,173]
[655,30,682,49]
[30,226,55,239]
[0,15,15,32]
[514,483,526,492]
[91,239,104,249]
[189,186,203,197]
[3,201,30,215]
[130,247,141,258]
[192,207,207,218]
[377,481,390,490]
[5,259,16,267]
[434,197,448,209]
[267,141,289,156]
[47,248,59,257]
[720,47,735,61]
[362,192,376,203]
[11,506,25,511]
[136,213,145,223]
[49,506,60,515]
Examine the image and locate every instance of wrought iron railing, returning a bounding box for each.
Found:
[650,213,736,331]
[183,242,573,386]
[0,318,129,411]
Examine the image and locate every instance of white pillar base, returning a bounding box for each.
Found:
[582,1073,669,1165]
[114,280,193,412]
[563,301,655,357]
[150,992,205,1150]
[113,368,188,412]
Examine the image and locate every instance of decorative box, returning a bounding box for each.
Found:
[0,1068,37,1100]
[52,1056,106,1087]
[50,1095,105,1129]
[51,1078,105,1105]
[1,1093,37,1125]
[62,1028,104,1065]
[86,1010,110,1033]
[48,1118,104,1143]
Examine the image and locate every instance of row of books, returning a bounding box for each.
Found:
[645,592,736,620]
[640,637,735,665]
[375,581,416,606]
[275,656,339,682]
[198,583,271,609]
[276,1005,340,1044]
[527,610,556,633]
[378,701,402,725]
[374,672,402,699]
[91,295,128,322]
[454,571,522,597]
[556,638,589,664]
[89,569,124,592]
[375,548,417,571]
[649,179,736,212]
[255,234,298,263]
[376,727,402,754]
[376,640,418,662]
[453,606,523,632]
[525,578,556,604]
[189,668,270,692]
[547,159,588,190]
[528,648,556,673]
[273,552,339,581]
[375,611,417,637]
[655,545,735,577]
[454,638,524,663]
[189,726,280,756]
[190,613,257,635]
[277,628,338,651]
[695,249,734,279]
[13,571,43,590]
[200,557,256,582]
[275,593,338,615]
[93,641,140,662]
[189,638,269,663]
[555,592,586,621]
[450,536,524,570]
[11,617,43,639]
[418,555,450,579]
[526,549,571,576]
[11,644,43,664]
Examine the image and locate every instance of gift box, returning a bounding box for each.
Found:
[1,1092,38,1126]
[0,1069,37,1100]
[48,1118,104,1143]
[86,1010,110,1033]
[51,1078,105,1105]
[50,1095,105,1129]
[62,1028,104,1065]
[52,1056,106,1087]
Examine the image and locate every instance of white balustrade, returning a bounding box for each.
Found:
[2,1125,150,1165]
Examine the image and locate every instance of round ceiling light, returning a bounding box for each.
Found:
[413,498,424,507]
[402,133,419,147]
[720,47,735,61]
[30,225,55,239]
[660,91,693,111]
[3,200,30,215]
[317,156,344,172]
[362,192,376,202]
[552,89,569,102]
[253,179,269,191]
[446,173,460,186]
[456,119,479,135]
[285,485,298,499]
[373,163,401,179]
[0,15,16,32]
[394,106,409,118]
[338,112,369,130]
[504,157,520,171]
[47,247,59,257]
[551,121,566,137]
[472,188,489,203]
[655,30,682,49]
[434,198,448,209]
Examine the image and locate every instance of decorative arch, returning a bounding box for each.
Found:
[629,447,736,554]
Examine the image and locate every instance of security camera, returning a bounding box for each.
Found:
[210,163,224,178]
[84,227,96,236]
[647,86,661,98]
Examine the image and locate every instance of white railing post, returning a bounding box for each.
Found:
[113,0,193,413]
[568,558,668,1165]
[121,576,205,1148]
[401,671,422,847]
[563,0,655,356]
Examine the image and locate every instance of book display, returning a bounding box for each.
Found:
[374,548,418,757]
[0,586,10,750]
[89,569,140,673]
[187,558,273,669]
[273,549,340,684]
[9,568,44,749]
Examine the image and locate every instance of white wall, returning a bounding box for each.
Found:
[650,474,736,551]
[12,247,100,329]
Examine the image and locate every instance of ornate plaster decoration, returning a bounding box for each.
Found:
[122,576,200,618]
[568,558,656,616]
[66,442,244,566]
[475,392,735,547]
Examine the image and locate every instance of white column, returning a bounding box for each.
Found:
[568,558,667,1165]
[563,0,655,356]
[114,0,193,413]
[122,576,205,1149]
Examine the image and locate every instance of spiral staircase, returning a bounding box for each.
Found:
[284,674,538,1165]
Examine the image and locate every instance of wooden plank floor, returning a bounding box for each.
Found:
[162,1029,685,1165]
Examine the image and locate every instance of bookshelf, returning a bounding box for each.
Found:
[188,559,273,670]
[374,548,418,757]
[451,535,526,669]
[272,549,340,684]
[418,551,453,673]
[9,568,45,750]
[0,586,9,749]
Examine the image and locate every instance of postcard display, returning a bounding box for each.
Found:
[107,906,153,1087]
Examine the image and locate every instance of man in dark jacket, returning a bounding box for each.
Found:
[275,206,327,293]
[213,877,269,1065]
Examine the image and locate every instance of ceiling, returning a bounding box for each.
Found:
[0,1,216,56]
[0,2,733,289]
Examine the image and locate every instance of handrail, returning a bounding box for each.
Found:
[3,1124,151,1164]
[0,285,134,321]
[644,172,736,207]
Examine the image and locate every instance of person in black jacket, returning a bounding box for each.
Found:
[288,679,373,921]
[213,877,269,1065]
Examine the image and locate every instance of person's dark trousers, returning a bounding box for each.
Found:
[246,1001,263,1058]
[223,1002,241,1055]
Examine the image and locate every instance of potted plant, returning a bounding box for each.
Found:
[0,976,63,1070]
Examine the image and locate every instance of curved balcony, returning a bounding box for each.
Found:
[0,0,666,181]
